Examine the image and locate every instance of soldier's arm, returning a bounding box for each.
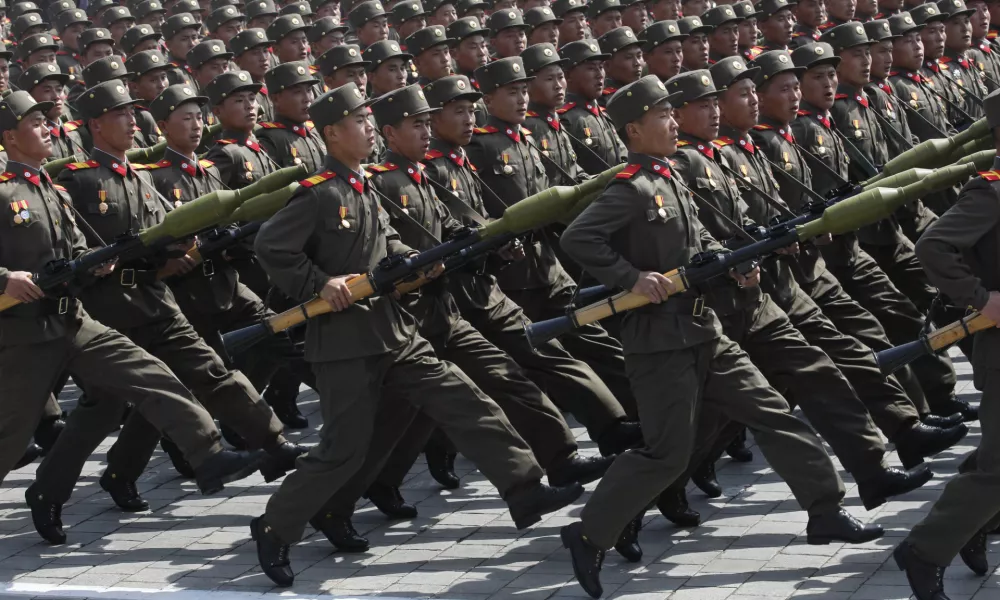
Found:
[377,198,416,258]
[464,139,506,219]
[254,190,329,301]
[560,182,643,290]
[914,180,1000,310]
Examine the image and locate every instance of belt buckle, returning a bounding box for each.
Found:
[692,296,705,318]
[57,297,69,315]
[120,268,136,287]
[202,259,215,277]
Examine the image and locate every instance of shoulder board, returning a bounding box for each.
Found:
[258,121,285,129]
[521,127,532,136]
[616,164,642,179]
[309,64,319,74]
[525,110,539,117]
[154,158,172,168]
[473,126,498,134]
[556,102,576,114]
[752,124,773,131]
[368,163,398,173]
[989,30,999,39]
[714,136,734,147]
[796,109,812,116]
[750,45,766,53]
[52,184,67,192]
[979,170,1000,181]
[63,119,82,132]
[676,140,690,146]
[941,62,950,69]
[424,149,445,160]
[130,163,151,170]
[66,160,98,170]
[601,86,617,96]
[304,120,315,128]
[199,159,214,168]
[834,93,849,99]
[300,171,336,187]
[216,138,236,145]
[0,172,14,182]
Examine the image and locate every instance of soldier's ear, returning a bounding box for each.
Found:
[156,118,169,133]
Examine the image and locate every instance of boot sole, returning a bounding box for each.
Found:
[807,528,884,545]
[561,528,604,599]
[860,468,934,511]
[512,485,584,530]
[99,478,150,513]
[198,452,267,495]
[250,520,295,587]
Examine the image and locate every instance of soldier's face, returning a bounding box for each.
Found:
[892,31,924,68]
[162,101,204,152]
[483,81,528,122]
[384,113,431,160]
[430,3,458,24]
[682,0,710,14]
[528,63,565,107]
[236,44,272,77]
[681,33,709,69]
[0,59,9,93]
[622,4,649,33]
[591,10,622,37]
[215,18,245,43]
[674,96,719,140]
[277,30,311,61]
[646,40,683,79]
[607,46,644,84]
[528,22,560,46]
[93,105,138,152]
[559,11,587,42]
[141,12,167,32]
[133,38,163,54]
[455,35,489,71]
[800,63,837,109]
[837,44,871,86]
[316,2,340,18]
[738,16,758,46]
[326,108,376,160]
[398,16,426,39]
[168,28,201,59]
[26,49,57,66]
[709,22,740,57]
[371,57,408,93]
[855,0,876,16]
[358,17,390,45]
[987,0,1000,23]
[825,0,855,20]
[82,42,116,65]
[414,44,453,80]
[62,23,88,49]
[794,0,826,26]
[248,14,277,28]
[431,98,476,145]
[196,56,231,86]
[132,68,171,101]
[327,65,368,91]
[970,1,990,37]
[719,78,758,131]
[945,14,973,50]
[920,20,946,58]
[629,104,676,156]
[757,71,800,123]
[870,39,892,78]
[274,81,315,121]
[110,19,136,41]
[566,58,605,99]
[32,80,66,120]
[760,9,794,44]
[8,111,53,161]
[492,27,527,57]
[649,0,680,20]
[215,89,259,129]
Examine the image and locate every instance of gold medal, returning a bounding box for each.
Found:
[503,164,513,175]
[910,99,919,108]
[12,214,22,224]
[99,202,108,214]
[339,206,349,229]
[655,195,665,218]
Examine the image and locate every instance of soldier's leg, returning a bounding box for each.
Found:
[862,240,938,315]
[373,411,437,489]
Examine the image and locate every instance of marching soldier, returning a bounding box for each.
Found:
[405,24,452,84]
[914,2,975,127]
[389,1,427,44]
[939,0,990,117]
[103,6,137,45]
[267,14,311,62]
[125,50,171,146]
[135,0,168,33]
[347,1,390,48]
[523,43,586,185]
[587,0,623,38]
[425,0,458,26]
[246,0,279,31]
[162,13,201,87]
[487,8,529,58]
[120,23,161,56]
[363,39,412,96]
[792,0,825,47]
[446,16,489,124]
[754,0,797,53]
[558,75,881,600]
[558,40,627,175]
[257,62,325,170]
[553,0,588,44]
[733,0,763,60]
[620,0,649,34]
[597,26,643,107]
[74,57,158,151]
[309,16,349,57]
[205,5,246,47]
[826,0,857,28]
[525,6,560,47]
[455,0,487,25]
[54,8,89,84]
[966,0,1000,91]
[249,82,584,587]
[17,64,85,161]
[678,16,712,71]
[231,29,276,122]
[704,5,743,62]
[204,71,279,193]
[641,20,686,82]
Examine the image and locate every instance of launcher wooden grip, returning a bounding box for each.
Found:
[928,312,996,352]
[263,275,378,333]
[569,269,688,327]
[0,294,22,311]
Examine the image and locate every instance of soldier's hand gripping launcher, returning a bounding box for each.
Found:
[220,164,626,357]
[0,165,308,312]
[524,162,979,347]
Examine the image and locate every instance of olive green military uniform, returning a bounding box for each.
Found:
[33,82,286,504]
[71,57,156,152]
[125,51,171,148]
[561,77,847,550]
[969,37,1000,92]
[466,58,636,414]
[321,43,387,164]
[905,154,1000,565]
[556,90,626,174]
[921,57,971,128]
[162,13,201,87]
[253,83,545,545]
[255,62,326,172]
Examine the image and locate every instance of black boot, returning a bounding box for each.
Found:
[548,454,615,487]
[34,416,65,454]
[896,423,969,470]
[25,486,65,545]
[160,437,195,479]
[259,442,307,483]
[264,378,308,430]
[14,444,44,470]
[921,412,963,428]
[960,529,989,576]
[194,449,267,495]
[806,509,883,545]
[656,488,700,527]
[364,482,417,519]
[894,541,950,600]
[614,515,643,563]
[251,517,294,587]
[561,522,605,598]
[725,429,753,462]
[931,398,978,423]
[507,481,584,529]
[856,465,932,510]
[426,446,460,489]
[691,460,722,498]
[100,472,149,512]
[220,423,248,450]
[596,421,643,457]
[310,513,371,552]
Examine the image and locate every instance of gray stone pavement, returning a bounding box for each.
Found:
[0,349,992,600]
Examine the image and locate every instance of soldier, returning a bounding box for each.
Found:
[649,0,680,20]
[488,8,529,58]
[0,90,263,535]
[280,1,315,24]
[425,0,458,25]
[913,2,974,127]
[246,0,279,29]
[364,39,412,95]
[558,41,627,174]
[455,0,487,25]
[390,1,427,43]
[120,24,162,56]
[9,13,47,42]
[205,5,246,46]
[17,64,85,161]
[16,34,58,81]
[523,43,586,185]
[753,0,797,53]
[309,16,348,57]
[858,0,881,19]
[231,28,276,121]
[125,51,171,147]
[704,5,743,62]
[641,20,685,81]
[348,1,390,48]
[733,1,762,61]
[939,0,990,117]
[136,0,168,33]
[553,0,588,44]
[86,0,117,25]
[967,0,1000,91]
[447,16,489,123]
[406,24,453,84]
[587,0,622,38]
[678,16,711,71]
[169,0,207,24]
[104,7,137,45]
[258,62,325,169]
[313,0,341,20]
[28,81,299,534]
[597,27,643,107]
[205,71,279,191]
[73,57,158,150]
[162,13,201,87]
[558,76,883,599]
[54,9,90,85]
[791,0,826,46]
[267,14,311,62]
[525,6,560,46]
[888,11,954,149]
[75,29,116,78]
[825,0,857,28]
[249,82,584,587]
[620,0,649,33]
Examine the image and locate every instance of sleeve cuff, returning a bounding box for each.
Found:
[617,268,640,292]
[972,287,991,311]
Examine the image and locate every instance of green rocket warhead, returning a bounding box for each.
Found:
[226,183,300,223]
[138,164,309,244]
[125,122,225,163]
[801,162,979,239]
[859,150,992,190]
[863,118,989,185]
[478,163,626,238]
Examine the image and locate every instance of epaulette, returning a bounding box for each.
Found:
[66,160,98,170]
[130,163,151,170]
[425,149,445,160]
[216,138,236,145]
[752,124,773,131]
[979,170,1000,181]
[616,164,641,179]
[941,62,950,70]
[473,126,498,134]
[521,127,532,136]
[525,110,539,117]
[601,86,617,96]
[150,158,172,169]
[367,163,398,173]
[309,64,319,74]
[817,21,835,30]
[304,120,315,128]
[750,45,766,55]
[556,102,576,114]
[989,30,999,39]
[53,184,67,192]
[676,140,689,146]
[834,93,849,99]
[0,172,15,182]
[63,119,81,132]
[714,136,734,147]
[199,159,214,168]
[300,171,335,187]
[258,121,284,129]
